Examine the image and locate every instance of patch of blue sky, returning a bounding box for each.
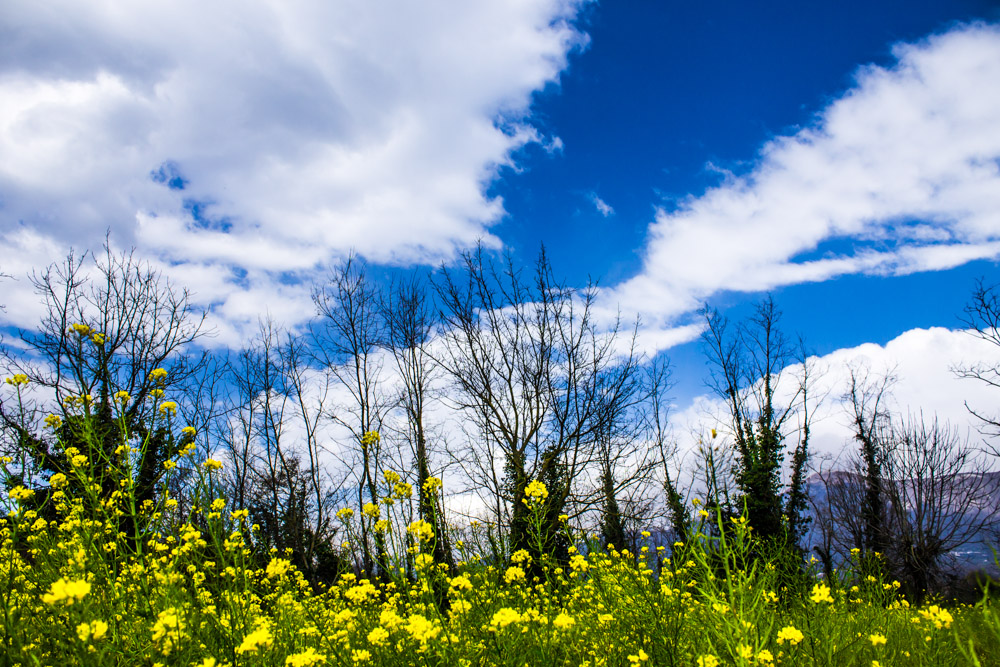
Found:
[181,199,232,233]
[150,161,187,191]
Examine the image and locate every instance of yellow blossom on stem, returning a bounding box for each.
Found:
[810,583,834,604]
[236,625,273,654]
[42,577,91,605]
[776,626,804,645]
[76,620,109,642]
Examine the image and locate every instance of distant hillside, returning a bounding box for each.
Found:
[804,470,1000,574]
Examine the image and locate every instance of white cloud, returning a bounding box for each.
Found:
[0,0,588,338]
[588,191,614,217]
[669,326,1000,473]
[608,23,1000,337]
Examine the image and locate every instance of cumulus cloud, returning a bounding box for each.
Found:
[608,23,1000,335]
[0,0,587,341]
[669,326,1000,472]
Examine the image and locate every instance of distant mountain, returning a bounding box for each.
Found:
[803,470,1000,574]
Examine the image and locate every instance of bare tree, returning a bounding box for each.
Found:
[882,414,998,600]
[381,272,454,570]
[956,277,1000,450]
[0,243,208,519]
[589,327,650,551]
[819,367,999,600]
[217,320,343,583]
[311,255,392,577]
[647,356,690,544]
[434,245,642,561]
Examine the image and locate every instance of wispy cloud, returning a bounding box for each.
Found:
[0,0,588,341]
[588,191,615,217]
[607,23,1000,337]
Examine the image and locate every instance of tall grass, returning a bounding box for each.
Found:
[1,374,999,666]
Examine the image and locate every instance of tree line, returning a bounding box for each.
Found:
[1,242,998,599]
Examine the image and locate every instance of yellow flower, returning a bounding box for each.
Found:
[9,486,34,502]
[524,479,548,503]
[757,649,774,664]
[351,649,372,663]
[113,390,130,404]
[407,519,434,542]
[44,413,62,429]
[361,430,380,446]
[367,627,390,646]
[181,425,197,437]
[628,650,649,664]
[151,608,185,655]
[362,502,380,518]
[918,605,953,629]
[810,583,834,604]
[286,647,326,666]
[553,613,575,630]
[42,577,91,605]
[870,633,887,647]
[202,458,223,471]
[490,608,521,630]
[236,625,273,654]
[76,620,109,642]
[5,374,29,386]
[696,656,719,667]
[405,614,439,643]
[149,367,168,381]
[776,625,804,645]
[266,558,292,578]
[337,507,355,520]
[159,401,178,415]
[504,566,526,583]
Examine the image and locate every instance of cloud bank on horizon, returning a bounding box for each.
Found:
[609,22,1000,340]
[669,326,1000,469]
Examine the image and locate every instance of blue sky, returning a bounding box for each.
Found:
[3,0,1000,457]
[496,0,996,275]
[492,0,1000,399]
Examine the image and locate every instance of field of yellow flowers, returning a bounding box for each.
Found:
[2,375,999,666]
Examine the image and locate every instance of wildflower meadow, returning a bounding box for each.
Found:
[2,370,999,666]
